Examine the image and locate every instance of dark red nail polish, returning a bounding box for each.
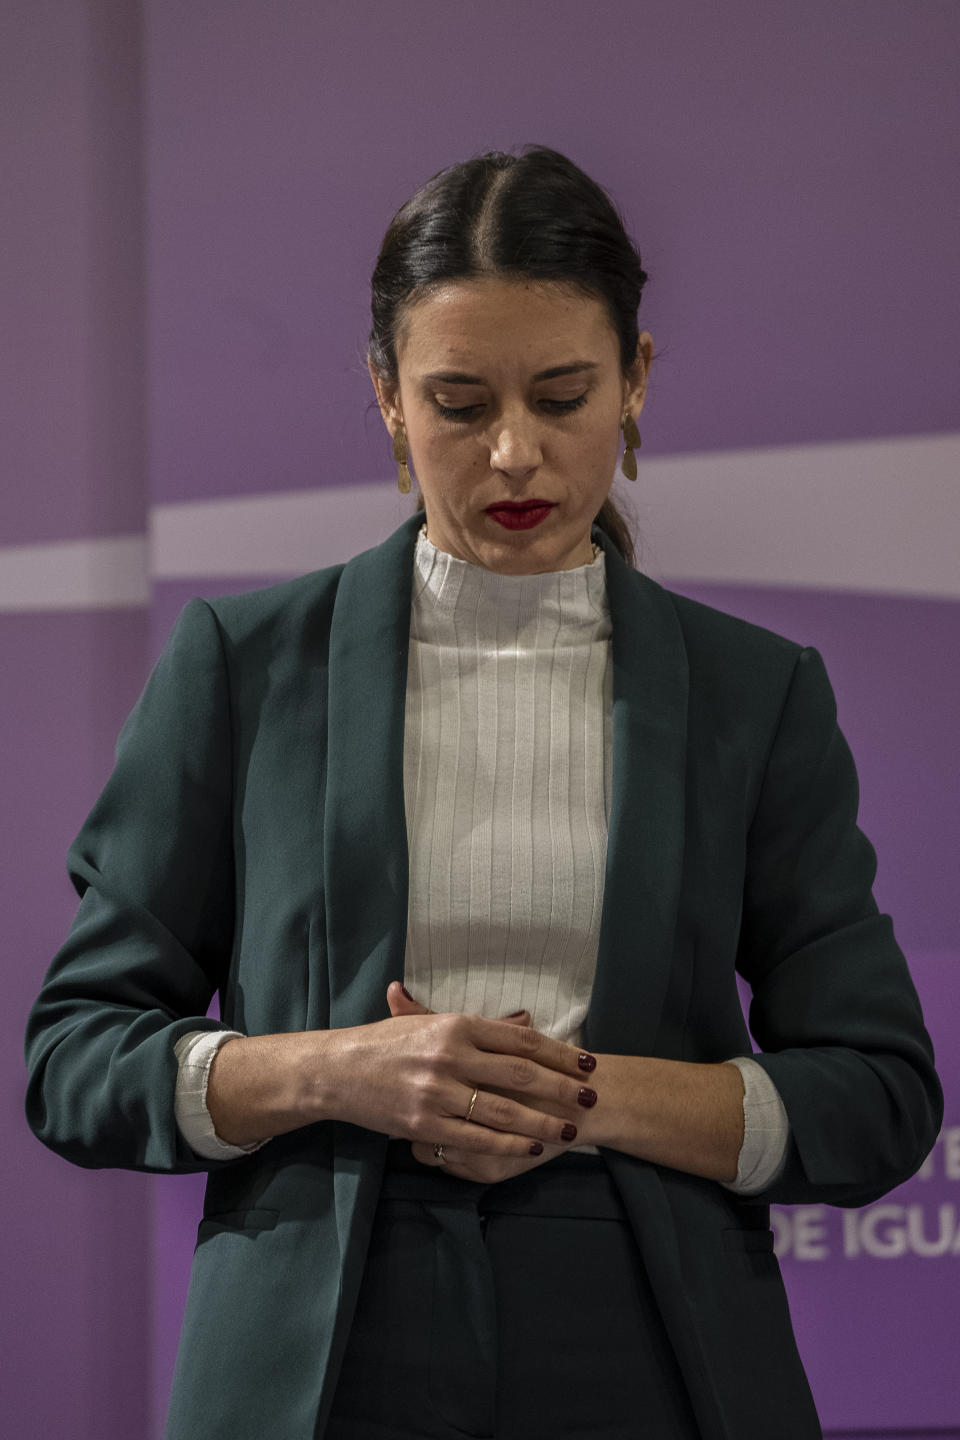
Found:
[400,984,414,1001]
[578,1088,598,1108]
[505,1010,526,1018]
[561,1123,578,1142]
[529,1141,544,1155]
[578,1052,596,1072]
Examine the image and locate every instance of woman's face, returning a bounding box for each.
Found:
[370,276,652,574]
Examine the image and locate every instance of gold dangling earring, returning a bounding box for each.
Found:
[620,412,641,482]
[393,423,412,494]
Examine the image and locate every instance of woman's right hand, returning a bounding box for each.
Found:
[307,985,597,1158]
[205,992,597,1154]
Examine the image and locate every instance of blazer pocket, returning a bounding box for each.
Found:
[721,1226,775,1253]
[197,1206,280,1237]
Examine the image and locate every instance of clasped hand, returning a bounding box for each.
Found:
[383,981,599,1183]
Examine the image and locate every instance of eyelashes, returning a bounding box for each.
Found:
[433,395,589,422]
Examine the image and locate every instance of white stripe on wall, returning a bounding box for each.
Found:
[632,431,960,598]
[0,534,150,612]
[2,433,958,611]
[150,485,413,579]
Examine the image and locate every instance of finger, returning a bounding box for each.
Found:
[410,1142,501,1185]
[387,983,528,1026]
[412,1141,555,1186]
[464,1015,597,1082]
[414,1130,551,1169]
[386,980,433,1018]
[444,1084,581,1149]
[411,1140,450,1169]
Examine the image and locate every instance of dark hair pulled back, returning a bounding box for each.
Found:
[368,146,648,567]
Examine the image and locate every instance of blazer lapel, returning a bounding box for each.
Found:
[323,512,423,1030]
[583,530,690,1058]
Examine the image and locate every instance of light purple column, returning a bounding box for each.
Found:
[2,2,151,1437]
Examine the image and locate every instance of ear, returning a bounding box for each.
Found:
[623,331,654,420]
[368,358,403,435]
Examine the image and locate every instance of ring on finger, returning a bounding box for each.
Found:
[464,1086,480,1122]
[433,1142,446,1165]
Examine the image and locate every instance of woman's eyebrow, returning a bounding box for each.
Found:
[422,361,600,384]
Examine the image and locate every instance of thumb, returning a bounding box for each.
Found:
[386,980,433,1018]
[498,1008,531,1026]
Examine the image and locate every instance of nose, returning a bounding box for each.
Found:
[488,407,543,477]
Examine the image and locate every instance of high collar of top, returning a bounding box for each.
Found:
[411,523,610,641]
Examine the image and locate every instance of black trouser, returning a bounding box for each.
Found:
[326,1140,700,1439]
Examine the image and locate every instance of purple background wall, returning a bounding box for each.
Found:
[3,1,958,1436]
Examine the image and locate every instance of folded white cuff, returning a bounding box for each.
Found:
[722,1055,790,1195]
[173,1029,270,1160]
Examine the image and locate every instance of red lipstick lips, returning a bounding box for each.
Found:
[485,500,556,532]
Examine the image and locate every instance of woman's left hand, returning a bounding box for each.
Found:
[385,983,573,1182]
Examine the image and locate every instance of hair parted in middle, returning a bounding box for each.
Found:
[368,146,650,567]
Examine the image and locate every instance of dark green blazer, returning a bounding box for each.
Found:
[25,512,941,1440]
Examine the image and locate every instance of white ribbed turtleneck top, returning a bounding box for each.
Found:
[402,525,611,1045]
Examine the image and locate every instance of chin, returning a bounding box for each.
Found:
[481,533,586,576]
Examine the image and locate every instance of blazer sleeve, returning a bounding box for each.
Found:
[736,646,943,1208]
[24,598,245,1174]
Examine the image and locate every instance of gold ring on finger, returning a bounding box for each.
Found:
[464,1087,480,1122]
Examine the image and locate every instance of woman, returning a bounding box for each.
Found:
[25,147,941,1440]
